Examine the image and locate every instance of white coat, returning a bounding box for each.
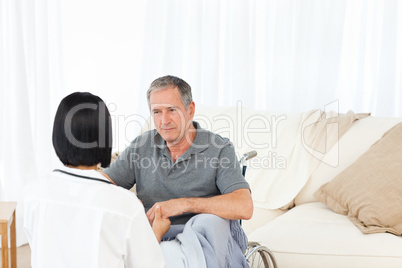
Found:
[24,166,165,268]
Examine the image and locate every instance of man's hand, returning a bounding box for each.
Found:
[147,188,253,223]
[147,198,188,224]
[151,205,171,243]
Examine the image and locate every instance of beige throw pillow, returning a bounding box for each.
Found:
[314,122,402,235]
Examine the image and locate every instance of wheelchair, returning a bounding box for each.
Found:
[240,151,278,268]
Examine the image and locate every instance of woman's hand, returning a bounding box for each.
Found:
[151,205,171,243]
[147,198,189,223]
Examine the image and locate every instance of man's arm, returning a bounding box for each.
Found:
[146,188,253,223]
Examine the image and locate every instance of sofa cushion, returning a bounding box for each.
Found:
[295,117,402,206]
[248,202,402,268]
[314,122,402,235]
[242,207,285,235]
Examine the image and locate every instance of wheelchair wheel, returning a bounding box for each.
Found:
[245,242,278,268]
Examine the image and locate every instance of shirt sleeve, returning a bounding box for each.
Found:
[215,142,250,194]
[124,207,165,268]
[104,141,137,190]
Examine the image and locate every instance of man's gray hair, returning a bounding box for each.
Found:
[147,75,193,110]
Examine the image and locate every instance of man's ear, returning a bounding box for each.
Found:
[188,101,195,119]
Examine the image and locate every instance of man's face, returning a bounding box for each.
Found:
[150,87,195,145]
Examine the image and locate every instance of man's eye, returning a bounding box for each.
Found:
[169,109,176,112]
[153,111,160,115]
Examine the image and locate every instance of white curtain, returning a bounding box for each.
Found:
[0,0,63,245]
[1,0,402,246]
[140,0,402,116]
[59,0,148,152]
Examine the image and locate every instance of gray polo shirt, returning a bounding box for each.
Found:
[104,121,250,224]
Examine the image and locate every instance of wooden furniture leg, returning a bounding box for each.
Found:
[10,211,16,268]
[1,221,9,268]
[0,202,17,268]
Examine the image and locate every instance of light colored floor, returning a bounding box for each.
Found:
[0,244,31,268]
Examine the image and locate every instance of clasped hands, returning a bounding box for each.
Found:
[147,198,189,223]
[147,198,190,242]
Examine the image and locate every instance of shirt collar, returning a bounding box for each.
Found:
[153,121,210,160]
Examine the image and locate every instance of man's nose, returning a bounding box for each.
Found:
[161,112,171,125]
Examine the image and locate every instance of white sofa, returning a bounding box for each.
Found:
[191,104,402,268]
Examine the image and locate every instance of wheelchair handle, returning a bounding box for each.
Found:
[240,150,257,165]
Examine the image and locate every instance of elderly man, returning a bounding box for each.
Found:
[105,75,253,267]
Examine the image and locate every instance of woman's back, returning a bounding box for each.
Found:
[24,166,165,268]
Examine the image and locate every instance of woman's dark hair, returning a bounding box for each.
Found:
[52,92,112,168]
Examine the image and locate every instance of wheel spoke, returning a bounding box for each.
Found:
[245,243,278,268]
